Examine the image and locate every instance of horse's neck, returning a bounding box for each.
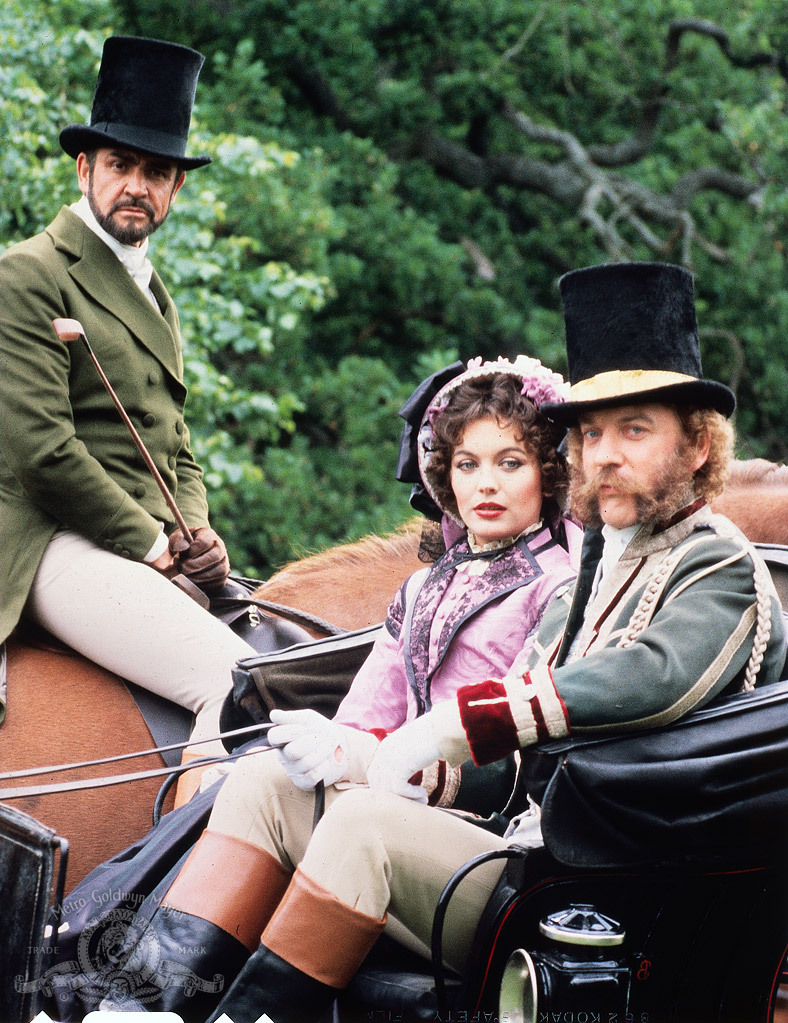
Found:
[256,530,424,631]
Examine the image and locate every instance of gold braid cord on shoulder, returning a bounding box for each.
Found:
[616,532,772,692]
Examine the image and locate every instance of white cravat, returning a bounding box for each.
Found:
[588,522,641,603]
[71,196,159,310]
[565,522,640,661]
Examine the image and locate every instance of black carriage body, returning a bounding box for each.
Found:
[468,850,788,1023]
[339,844,788,1023]
[0,803,67,1023]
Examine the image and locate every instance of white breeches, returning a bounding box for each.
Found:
[24,529,255,756]
[208,751,508,971]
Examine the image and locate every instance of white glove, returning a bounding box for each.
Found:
[268,708,366,790]
[366,714,442,803]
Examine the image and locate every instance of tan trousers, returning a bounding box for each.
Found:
[24,529,255,755]
[208,751,508,972]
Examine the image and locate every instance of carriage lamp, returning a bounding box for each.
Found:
[499,903,630,1023]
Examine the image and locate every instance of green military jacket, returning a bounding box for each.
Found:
[432,504,786,766]
[0,206,210,646]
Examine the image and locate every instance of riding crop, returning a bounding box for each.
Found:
[51,317,194,544]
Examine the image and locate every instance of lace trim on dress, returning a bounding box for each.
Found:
[467,518,543,555]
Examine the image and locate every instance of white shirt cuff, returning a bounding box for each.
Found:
[143,527,169,563]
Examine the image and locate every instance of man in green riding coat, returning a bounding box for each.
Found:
[0,36,254,801]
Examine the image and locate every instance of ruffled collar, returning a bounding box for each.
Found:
[467,518,544,555]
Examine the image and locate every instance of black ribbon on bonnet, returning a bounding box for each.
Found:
[395,360,465,522]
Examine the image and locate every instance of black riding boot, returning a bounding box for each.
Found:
[96,907,250,1022]
[204,941,335,1023]
[206,862,387,1023]
[206,942,338,1023]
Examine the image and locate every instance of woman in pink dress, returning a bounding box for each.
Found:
[95,355,580,1021]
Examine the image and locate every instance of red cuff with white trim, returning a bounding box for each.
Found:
[457,678,520,765]
[456,670,569,766]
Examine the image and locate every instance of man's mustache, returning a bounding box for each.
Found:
[109,198,155,218]
[579,467,644,499]
[570,450,698,530]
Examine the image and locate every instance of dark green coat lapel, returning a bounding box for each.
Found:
[46,207,182,382]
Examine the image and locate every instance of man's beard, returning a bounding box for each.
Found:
[88,185,166,245]
[569,445,699,529]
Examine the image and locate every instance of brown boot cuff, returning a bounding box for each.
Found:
[173,750,208,808]
[262,867,386,988]
[164,829,290,951]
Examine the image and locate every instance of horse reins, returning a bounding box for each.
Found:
[0,722,276,800]
[0,721,327,833]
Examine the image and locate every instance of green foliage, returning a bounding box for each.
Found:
[0,0,110,241]
[217,353,426,571]
[119,0,788,462]
[5,0,788,577]
[0,3,420,574]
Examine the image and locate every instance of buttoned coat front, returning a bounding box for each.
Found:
[0,206,210,644]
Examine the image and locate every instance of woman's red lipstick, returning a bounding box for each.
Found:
[474,503,505,517]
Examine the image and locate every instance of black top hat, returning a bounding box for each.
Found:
[60,36,211,169]
[540,262,735,425]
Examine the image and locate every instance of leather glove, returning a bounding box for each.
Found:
[169,526,230,590]
[366,714,442,803]
[268,708,376,790]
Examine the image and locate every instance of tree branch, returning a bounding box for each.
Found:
[287,58,357,131]
[281,17,776,266]
[666,18,788,82]
[589,18,788,168]
[672,166,763,207]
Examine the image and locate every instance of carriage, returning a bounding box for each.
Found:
[1,533,787,1023]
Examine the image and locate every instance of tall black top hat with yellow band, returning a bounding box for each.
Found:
[60,36,211,169]
[540,262,735,425]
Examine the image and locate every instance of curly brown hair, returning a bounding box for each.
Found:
[426,374,568,520]
[565,405,733,503]
[675,407,734,500]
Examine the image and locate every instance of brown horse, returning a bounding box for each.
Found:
[1,464,786,892]
[710,457,788,544]
[0,522,425,889]
[2,634,178,889]
[254,520,425,632]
